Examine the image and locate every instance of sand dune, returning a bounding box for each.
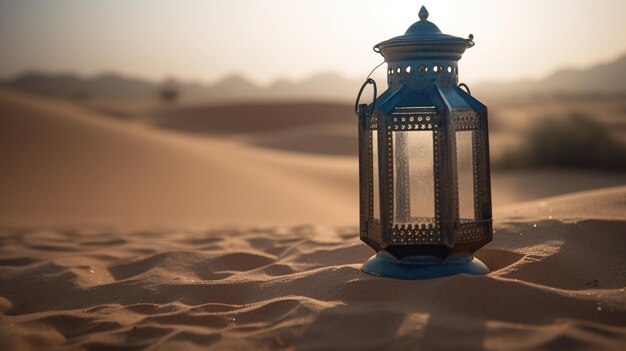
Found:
[0,89,358,227]
[153,102,359,155]
[2,89,625,229]
[153,102,354,135]
[1,187,625,350]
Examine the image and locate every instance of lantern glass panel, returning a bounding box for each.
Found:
[393,131,434,225]
[456,131,475,219]
[372,130,380,220]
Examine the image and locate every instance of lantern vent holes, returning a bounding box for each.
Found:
[386,64,457,81]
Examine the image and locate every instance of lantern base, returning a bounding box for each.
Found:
[361,251,489,280]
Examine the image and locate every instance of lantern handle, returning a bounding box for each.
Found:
[458,83,471,95]
[354,61,384,116]
[355,78,377,116]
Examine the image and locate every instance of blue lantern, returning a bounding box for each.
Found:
[356,6,493,279]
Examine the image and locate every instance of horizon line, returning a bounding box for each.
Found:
[2,51,624,89]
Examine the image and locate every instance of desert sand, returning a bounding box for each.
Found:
[0,89,358,227]
[1,89,625,350]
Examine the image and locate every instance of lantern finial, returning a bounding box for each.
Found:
[418,6,429,20]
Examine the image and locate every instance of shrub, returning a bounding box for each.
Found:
[495,112,626,171]
[158,86,179,103]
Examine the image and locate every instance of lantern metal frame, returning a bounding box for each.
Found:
[357,6,493,279]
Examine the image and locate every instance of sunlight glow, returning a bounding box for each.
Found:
[0,0,625,85]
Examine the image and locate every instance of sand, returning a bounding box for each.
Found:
[1,190,625,350]
[2,89,625,228]
[0,89,358,227]
[1,89,625,350]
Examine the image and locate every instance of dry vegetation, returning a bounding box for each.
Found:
[495,112,626,171]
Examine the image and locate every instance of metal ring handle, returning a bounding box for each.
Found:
[458,83,471,95]
[354,78,377,116]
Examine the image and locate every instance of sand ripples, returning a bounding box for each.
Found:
[1,221,625,350]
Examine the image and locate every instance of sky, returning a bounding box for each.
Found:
[1,0,625,86]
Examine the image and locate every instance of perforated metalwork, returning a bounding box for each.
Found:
[391,223,441,245]
[386,129,394,227]
[433,128,442,228]
[368,115,378,130]
[454,110,479,130]
[457,220,483,243]
[368,130,374,219]
[472,130,482,220]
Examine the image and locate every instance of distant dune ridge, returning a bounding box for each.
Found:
[0,71,362,102]
[474,54,626,98]
[2,53,626,102]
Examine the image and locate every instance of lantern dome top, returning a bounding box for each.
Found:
[374,5,474,62]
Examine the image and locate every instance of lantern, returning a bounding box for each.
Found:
[356,6,492,279]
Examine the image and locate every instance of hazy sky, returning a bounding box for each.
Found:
[1,0,625,86]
